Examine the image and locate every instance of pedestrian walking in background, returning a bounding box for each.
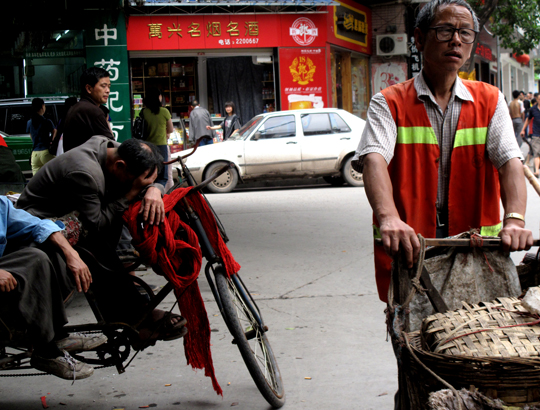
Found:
[521,98,540,176]
[509,90,524,147]
[188,100,214,146]
[27,98,56,176]
[140,87,173,187]
[206,101,242,141]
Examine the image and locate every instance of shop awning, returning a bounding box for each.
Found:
[129,0,339,6]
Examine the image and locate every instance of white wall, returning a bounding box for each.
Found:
[501,53,535,102]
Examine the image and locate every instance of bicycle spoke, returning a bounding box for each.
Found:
[227,278,280,391]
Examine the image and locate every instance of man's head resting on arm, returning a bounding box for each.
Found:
[106,138,164,196]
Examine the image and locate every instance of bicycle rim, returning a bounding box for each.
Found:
[214,269,285,408]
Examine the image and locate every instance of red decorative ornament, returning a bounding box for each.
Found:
[513,53,530,64]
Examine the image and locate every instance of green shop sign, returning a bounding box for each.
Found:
[85,12,131,142]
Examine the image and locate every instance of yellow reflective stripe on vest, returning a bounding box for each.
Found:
[480,222,502,237]
[373,225,381,239]
[396,127,438,145]
[454,127,488,148]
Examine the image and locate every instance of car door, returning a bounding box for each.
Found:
[300,112,352,172]
[243,114,301,176]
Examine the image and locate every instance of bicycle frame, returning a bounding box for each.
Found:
[168,148,266,335]
[0,145,264,374]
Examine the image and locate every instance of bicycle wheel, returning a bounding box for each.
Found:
[214,268,285,408]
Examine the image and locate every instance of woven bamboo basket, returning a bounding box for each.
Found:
[410,296,540,406]
[388,236,540,409]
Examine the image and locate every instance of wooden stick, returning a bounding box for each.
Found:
[375,238,540,248]
[523,164,540,197]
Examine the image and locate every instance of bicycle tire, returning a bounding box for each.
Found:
[214,268,285,408]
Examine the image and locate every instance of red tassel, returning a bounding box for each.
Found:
[123,187,240,395]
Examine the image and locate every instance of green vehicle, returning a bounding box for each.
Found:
[0,98,71,177]
[1,131,32,176]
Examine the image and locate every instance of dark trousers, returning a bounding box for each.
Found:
[0,246,72,344]
[198,136,214,146]
[78,238,147,324]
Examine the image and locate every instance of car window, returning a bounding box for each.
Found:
[230,115,264,141]
[256,115,296,139]
[6,106,33,135]
[6,104,58,135]
[0,107,7,132]
[300,113,332,136]
[329,113,351,133]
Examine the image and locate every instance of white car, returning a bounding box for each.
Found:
[172,108,365,193]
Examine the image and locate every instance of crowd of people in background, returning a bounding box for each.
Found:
[508,89,540,176]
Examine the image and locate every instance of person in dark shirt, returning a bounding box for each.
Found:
[521,98,540,176]
[62,67,114,152]
[27,98,57,175]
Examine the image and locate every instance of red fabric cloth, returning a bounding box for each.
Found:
[123,187,241,395]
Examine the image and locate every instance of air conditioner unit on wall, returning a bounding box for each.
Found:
[376,34,409,57]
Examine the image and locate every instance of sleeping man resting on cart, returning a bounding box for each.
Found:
[0,196,104,380]
[16,136,187,344]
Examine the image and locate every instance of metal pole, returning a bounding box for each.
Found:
[497,35,502,92]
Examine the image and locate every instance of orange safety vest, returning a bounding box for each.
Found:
[374,78,502,302]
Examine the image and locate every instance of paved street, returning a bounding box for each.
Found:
[2,178,540,410]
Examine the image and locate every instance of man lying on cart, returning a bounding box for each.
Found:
[0,196,102,380]
[16,136,187,346]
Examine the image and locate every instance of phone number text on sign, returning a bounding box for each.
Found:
[219,38,260,46]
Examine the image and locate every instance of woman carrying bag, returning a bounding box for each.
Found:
[206,101,241,141]
[140,87,173,187]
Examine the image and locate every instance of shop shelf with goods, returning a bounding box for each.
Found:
[262,69,276,112]
[130,57,197,119]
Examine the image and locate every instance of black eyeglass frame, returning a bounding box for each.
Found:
[428,26,478,44]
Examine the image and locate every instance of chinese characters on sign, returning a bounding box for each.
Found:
[279,48,327,110]
[475,43,493,61]
[127,14,327,50]
[90,21,129,141]
[408,36,422,78]
[342,13,368,34]
[290,56,316,86]
[144,20,260,44]
[334,3,369,49]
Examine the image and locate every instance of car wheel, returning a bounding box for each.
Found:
[342,157,363,187]
[204,161,238,193]
[323,176,345,186]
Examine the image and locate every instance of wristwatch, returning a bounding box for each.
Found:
[504,213,525,222]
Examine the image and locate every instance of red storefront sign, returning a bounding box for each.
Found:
[475,43,494,61]
[327,0,372,54]
[126,14,326,50]
[278,47,328,110]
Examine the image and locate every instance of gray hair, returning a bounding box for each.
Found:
[415,0,479,33]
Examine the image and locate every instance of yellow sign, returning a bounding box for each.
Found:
[290,56,316,86]
[458,69,476,81]
[334,1,368,47]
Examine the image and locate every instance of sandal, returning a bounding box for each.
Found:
[138,311,188,343]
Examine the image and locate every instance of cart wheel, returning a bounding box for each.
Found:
[215,268,285,408]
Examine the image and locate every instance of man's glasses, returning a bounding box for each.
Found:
[429,26,478,44]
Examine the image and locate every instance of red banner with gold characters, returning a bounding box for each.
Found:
[278,47,327,111]
[126,14,326,50]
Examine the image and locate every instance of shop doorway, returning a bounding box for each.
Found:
[207,56,265,126]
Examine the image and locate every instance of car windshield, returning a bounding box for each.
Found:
[228,115,264,141]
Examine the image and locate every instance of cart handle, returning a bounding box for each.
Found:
[164,139,201,165]
[375,237,540,248]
